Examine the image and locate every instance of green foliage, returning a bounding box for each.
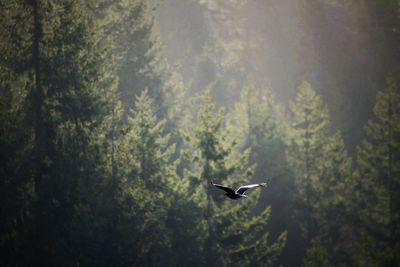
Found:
[354,75,400,266]
[287,81,330,209]
[227,78,294,263]
[111,91,178,265]
[0,0,112,265]
[3,1,398,266]
[227,77,283,146]
[0,2,35,264]
[286,81,355,265]
[303,238,333,267]
[181,88,287,266]
[105,0,173,114]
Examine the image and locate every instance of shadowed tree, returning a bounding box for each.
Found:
[354,75,400,266]
[181,88,287,266]
[226,77,294,263]
[287,81,354,265]
[109,91,178,266]
[103,0,173,115]
[0,1,113,265]
[0,2,35,265]
[287,81,330,240]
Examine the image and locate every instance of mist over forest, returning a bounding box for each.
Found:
[1,0,399,266]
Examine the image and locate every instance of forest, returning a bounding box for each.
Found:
[0,0,399,266]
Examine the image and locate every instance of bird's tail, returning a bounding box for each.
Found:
[259,182,267,187]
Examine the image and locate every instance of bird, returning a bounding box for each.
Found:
[211,181,267,199]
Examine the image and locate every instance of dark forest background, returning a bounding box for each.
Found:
[0,0,399,266]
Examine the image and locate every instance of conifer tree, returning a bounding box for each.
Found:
[227,78,293,259]
[0,2,35,264]
[354,75,400,266]
[287,81,330,236]
[287,81,354,265]
[181,88,286,266]
[108,91,178,266]
[226,77,289,197]
[103,0,173,114]
[0,1,114,264]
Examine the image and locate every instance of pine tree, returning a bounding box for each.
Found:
[226,77,281,146]
[0,2,35,265]
[0,1,114,264]
[109,90,178,266]
[227,78,293,258]
[303,238,333,267]
[287,81,355,265]
[354,75,400,266]
[226,78,289,199]
[103,0,173,115]
[287,81,330,236]
[301,130,355,265]
[181,88,287,266]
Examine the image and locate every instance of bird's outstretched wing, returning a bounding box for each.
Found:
[211,182,236,195]
[236,182,267,195]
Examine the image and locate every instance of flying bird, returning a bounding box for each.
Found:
[211,181,267,199]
